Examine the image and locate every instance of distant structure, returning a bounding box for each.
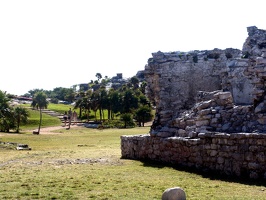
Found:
[76,83,89,92]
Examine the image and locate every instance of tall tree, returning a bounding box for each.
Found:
[121,89,138,114]
[135,105,153,127]
[130,76,140,89]
[95,73,102,81]
[91,91,100,121]
[13,107,29,133]
[120,113,134,128]
[31,91,49,134]
[0,90,14,132]
[109,90,121,119]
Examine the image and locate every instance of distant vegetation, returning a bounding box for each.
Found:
[1,72,154,132]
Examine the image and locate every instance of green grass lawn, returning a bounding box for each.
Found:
[19,108,62,130]
[0,126,265,200]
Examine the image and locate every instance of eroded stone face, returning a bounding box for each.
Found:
[144,26,266,135]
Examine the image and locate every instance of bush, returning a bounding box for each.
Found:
[102,118,135,129]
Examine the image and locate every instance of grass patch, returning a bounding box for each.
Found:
[19,108,62,130]
[47,103,75,114]
[0,127,265,199]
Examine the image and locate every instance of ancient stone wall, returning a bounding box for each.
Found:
[121,133,266,179]
[145,26,266,135]
[121,26,266,180]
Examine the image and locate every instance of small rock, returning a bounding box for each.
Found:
[162,187,186,200]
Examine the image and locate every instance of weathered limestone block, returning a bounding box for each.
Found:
[196,90,222,102]
[214,91,232,100]
[199,108,211,116]
[196,100,213,111]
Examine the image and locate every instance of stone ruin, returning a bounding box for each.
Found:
[121,26,266,179]
[146,26,266,136]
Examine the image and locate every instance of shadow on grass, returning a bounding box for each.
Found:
[128,158,266,187]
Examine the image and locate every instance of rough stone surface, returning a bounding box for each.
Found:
[162,187,186,200]
[121,26,266,180]
[146,26,266,135]
[121,133,266,179]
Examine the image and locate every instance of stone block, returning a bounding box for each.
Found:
[195,120,209,127]
[214,92,232,100]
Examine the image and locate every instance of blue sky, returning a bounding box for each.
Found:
[1,0,266,95]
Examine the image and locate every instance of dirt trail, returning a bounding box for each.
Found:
[31,124,83,135]
[0,124,82,136]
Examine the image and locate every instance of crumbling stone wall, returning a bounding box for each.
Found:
[145,26,266,135]
[121,133,266,179]
[121,26,266,179]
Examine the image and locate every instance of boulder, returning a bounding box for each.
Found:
[162,187,186,200]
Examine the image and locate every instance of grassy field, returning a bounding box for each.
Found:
[19,108,62,130]
[0,126,265,200]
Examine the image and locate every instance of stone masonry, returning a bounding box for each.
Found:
[121,26,266,179]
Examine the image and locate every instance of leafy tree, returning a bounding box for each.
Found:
[0,90,10,111]
[0,107,14,132]
[95,73,102,81]
[28,89,43,97]
[0,90,14,132]
[80,90,93,121]
[98,87,108,121]
[13,107,29,133]
[65,88,75,103]
[139,94,151,106]
[51,87,74,102]
[140,81,147,94]
[90,90,100,121]
[135,105,153,127]
[109,90,121,119]
[31,91,49,134]
[120,113,134,128]
[74,91,86,118]
[130,76,140,89]
[121,89,138,113]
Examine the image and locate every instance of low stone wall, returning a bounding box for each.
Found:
[121,133,266,179]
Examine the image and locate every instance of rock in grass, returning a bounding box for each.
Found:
[162,187,186,200]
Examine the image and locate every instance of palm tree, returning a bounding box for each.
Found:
[0,90,14,132]
[74,90,92,121]
[0,107,14,132]
[91,91,100,121]
[121,89,138,114]
[31,91,49,134]
[13,107,29,133]
[95,73,102,81]
[109,90,121,119]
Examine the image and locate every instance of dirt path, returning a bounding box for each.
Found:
[0,124,83,136]
[31,124,83,135]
